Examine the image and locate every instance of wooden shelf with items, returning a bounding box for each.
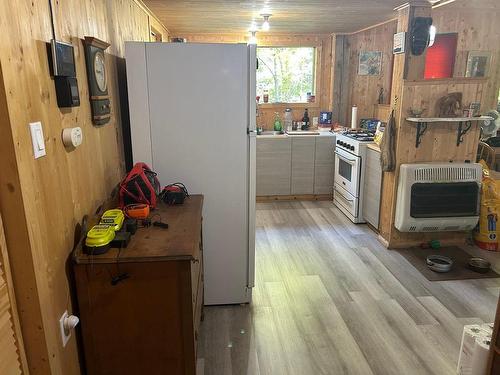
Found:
[406,116,493,148]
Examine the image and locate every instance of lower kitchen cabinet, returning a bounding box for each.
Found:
[363,147,382,229]
[256,136,335,197]
[291,138,316,194]
[256,138,292,196]
[314,137,335,194]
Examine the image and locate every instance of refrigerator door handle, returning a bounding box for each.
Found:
[247,43,257,290]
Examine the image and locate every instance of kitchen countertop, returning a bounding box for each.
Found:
[367,143,381,152]
[257,131,336,139]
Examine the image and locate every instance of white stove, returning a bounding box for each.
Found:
[333,131,375,223]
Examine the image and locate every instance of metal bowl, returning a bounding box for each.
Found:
[468,258,491,274]
[426,255,453,273]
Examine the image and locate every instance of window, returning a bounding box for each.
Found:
[257,47,316,103]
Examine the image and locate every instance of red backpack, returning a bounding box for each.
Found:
[119,163,160,208]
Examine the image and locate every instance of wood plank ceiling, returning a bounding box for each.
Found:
[143,0,407,35]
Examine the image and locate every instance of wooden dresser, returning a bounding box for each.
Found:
[73,195,204,375]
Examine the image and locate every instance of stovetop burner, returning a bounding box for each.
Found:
[343,129,375,142]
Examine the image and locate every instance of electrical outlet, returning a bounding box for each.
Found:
[59,310,71,347]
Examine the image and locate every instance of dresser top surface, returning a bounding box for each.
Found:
[74,195,204,264]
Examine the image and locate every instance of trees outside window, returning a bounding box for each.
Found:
[257,47,315,103]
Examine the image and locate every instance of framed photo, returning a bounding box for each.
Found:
[465,51,491,78]
[358,51,382,76]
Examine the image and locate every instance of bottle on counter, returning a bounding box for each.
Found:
[301,108,310,130]
[284,108,293,132]
[273,112,282,133]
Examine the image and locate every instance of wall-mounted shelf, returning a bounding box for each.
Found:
[406,116,493,148]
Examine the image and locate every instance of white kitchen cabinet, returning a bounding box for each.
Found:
[291,138,316,195]
[363,146,382,229]
[314,137,335,194]
[256,138,291,196]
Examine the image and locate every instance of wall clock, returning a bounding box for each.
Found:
[83,36,111,125]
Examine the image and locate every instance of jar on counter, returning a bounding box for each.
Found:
[263,90,269,103]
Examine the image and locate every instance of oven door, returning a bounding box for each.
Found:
[334,148,361,197]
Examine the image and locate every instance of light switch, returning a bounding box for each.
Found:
[29,121,46,159]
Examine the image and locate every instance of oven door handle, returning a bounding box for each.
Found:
[334,186,354,202]
[335,151,357,165]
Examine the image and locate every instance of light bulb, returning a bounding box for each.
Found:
[262,20,270,31]
[261,14,271,32]
[429,25,437,47]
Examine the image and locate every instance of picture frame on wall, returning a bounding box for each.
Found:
[358,51,382,76]
[465,51,491,78]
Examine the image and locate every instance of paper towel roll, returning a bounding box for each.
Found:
[470,337,490,375]
[457,325,491,374]
[351,106,358,129]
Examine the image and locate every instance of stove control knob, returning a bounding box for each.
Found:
[336,140,340,145]
[350,146,355,151]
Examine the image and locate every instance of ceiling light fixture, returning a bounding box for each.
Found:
[261,14,271,31]
[249,30,257,45]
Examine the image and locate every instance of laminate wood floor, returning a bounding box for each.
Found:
[198,201,500,375]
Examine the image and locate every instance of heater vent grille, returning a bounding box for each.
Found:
[414,166,480,182]
[422,226,439,232]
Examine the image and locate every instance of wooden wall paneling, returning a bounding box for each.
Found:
[387,81,484,247]
[0,0,168,373]
[378,3,412,242]
[378,0,500,248]
[344,20,397,126]
[431,0,500,110]
[0,212,28,375]
[332,34,345,123]
[0,57,50,374]
[378,1,432,246]
[143,0,406,34]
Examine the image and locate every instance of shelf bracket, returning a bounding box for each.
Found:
[415,122,428,148]
[456,121,472,146]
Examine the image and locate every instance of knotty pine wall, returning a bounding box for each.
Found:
[342,20,398,125]
[378,0,500,248]
[179,33,335,130]
[0,1,168,374]
[431,0,500,111]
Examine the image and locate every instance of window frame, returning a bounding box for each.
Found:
[256,44,322,109]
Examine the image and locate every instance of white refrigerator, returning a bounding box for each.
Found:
[125,42,256,305]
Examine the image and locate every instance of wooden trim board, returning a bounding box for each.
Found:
[257,194,332,202]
